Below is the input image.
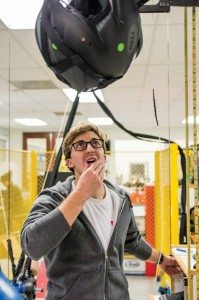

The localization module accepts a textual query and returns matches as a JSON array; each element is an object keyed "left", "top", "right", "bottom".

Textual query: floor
[{"left": 127, "top": 275, "right": 158, "bottom": 299}]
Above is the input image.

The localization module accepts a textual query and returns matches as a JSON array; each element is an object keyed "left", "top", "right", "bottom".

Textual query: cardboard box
[{"left": 123, "top": 255, "right": 146, "bottom": 275}]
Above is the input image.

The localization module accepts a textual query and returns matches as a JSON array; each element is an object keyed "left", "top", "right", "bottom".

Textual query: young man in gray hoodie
[{"left": 21, "top": 122, "right": 180, "bottom": 300}]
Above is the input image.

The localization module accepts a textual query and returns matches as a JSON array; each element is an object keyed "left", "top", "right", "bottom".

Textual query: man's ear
[
  {"left": 66, "top": 158, "right": 73, "bottom": 168},
  {"left": 104, "top": 155, "right": 107, "bottom": 162}
]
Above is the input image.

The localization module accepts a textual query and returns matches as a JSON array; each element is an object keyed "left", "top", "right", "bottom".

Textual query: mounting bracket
[{"left": 138, "top": 0, "right": 199, "bottom": 13}]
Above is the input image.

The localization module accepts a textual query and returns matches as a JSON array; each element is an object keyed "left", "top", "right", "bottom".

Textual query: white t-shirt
[{"left": 72, "top": 181, "right": 121, "bottom": 251}]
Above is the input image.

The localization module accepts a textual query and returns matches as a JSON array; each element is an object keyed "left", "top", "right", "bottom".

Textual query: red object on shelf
[
  {"left": 145, "top": 186, "right": 155, "bottom": 246},
  {"left": 145, "top": 185, "right": 156, "bottom": 276},
  {"left": 145, "top": 261, "right": 156, "bottom": 276},
  {"left": 129, "top": 192, "right": 145, "bottom": 204}
]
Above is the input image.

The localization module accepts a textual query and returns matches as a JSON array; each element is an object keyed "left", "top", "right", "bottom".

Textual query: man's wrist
[
  {"left": 157, "top": 252, "right": 164, "bottom": 265},
  {"left": 73, "top": 188, "right": 89, "bottom": 204}
]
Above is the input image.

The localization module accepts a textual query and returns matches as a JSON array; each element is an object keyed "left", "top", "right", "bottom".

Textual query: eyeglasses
[{"left": 71, "top": 139, "right": 104, "bottom": 151}]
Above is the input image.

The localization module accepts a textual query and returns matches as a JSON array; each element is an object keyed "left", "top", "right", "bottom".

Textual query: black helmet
[{"left": 35, "top": 0, "right": 142, "bottom": 92}]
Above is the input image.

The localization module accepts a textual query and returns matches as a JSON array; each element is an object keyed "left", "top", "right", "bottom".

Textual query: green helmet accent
[
  {"left": 117, "top": 43, "right": 125, "bottom": 52},
  {"left": 51, "top": 43, "right": 58, "bottom": 50}
]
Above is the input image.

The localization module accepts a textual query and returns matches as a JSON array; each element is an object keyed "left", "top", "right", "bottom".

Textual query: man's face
[{"left": 66, "top": 131, "right": 106, "bottom": 180}]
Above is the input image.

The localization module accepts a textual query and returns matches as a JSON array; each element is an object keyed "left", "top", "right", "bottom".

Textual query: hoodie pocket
[
  {"left": 107, "top": 269, "right": 129, "bottom": 300},
  {"left": 60, "top": 270, "right": 104, "bottom": 300}
]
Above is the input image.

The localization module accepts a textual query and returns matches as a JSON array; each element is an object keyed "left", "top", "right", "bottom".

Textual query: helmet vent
[{"left": 70, "top": 0, "right": 102, "bottom": 17}]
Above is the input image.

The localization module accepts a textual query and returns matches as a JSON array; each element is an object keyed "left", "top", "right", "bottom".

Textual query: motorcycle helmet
[{"left": 35, "top": 0, "right": 143, "bottom": 92}]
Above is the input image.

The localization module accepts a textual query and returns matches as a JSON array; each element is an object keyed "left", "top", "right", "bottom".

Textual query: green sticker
[
  {"left": 51, "top": 43, "right": 58, "bottom": 50},
  {"left": 117, "top": 42, "right": 125, "bottom": 52}
]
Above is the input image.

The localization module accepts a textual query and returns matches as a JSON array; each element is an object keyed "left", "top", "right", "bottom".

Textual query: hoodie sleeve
[
  {"left": 124, "top": 205, "right": 152, "bottom": 260},
  {"left": 20, "top": 187, "right": 71, "bottom": 260}
]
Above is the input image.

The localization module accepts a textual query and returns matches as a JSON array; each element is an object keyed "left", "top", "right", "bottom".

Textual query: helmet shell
[{"left": 35, "top": 0, "right": 142, "bottom": 91}]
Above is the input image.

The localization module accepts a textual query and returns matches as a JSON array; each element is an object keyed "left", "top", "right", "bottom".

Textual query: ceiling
[{"left": 0, "top": 4, "right": 198, "bottom": 134}]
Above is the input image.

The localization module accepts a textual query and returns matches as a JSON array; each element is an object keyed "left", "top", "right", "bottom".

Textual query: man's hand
[
  {"left": 159, "top": 255, "right": 183, "bottom": 278},
  {"left": 59, "top": 159, "right": 106, "bottom": 226},
  {"left": 75, "top": 160, "right": 105, "bottom": 200}
]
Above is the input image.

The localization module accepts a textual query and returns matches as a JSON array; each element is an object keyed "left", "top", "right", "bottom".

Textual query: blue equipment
[{"left": 0, "top": 267, "right": 22, "bottom": 300}]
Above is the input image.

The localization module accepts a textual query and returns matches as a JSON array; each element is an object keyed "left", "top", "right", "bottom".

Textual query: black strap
[
  {"left": 44, "top": 93, "right": 80, "bottom": 188},
  {"left": 41, "top": 6, "right": 75, "bottom": 61},
  {"left": 13, "top": 251, "right": 25, "bottom": 283},
  {"left": 7, "top": 239, "right": 16, "bottom": 278}
]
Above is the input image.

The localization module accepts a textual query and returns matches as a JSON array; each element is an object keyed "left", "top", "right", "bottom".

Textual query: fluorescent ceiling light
[
  {"left": 87, "top": 118, "right": 113, "bottom": 126},
  {"left": 0, "top": 0, "right": 43, "bottom": 29},
  {"left": 63, "top": 88, "right": 104, "bottom": 103},
  {"left": 15, "top": 118, "right": 47, "bottom": 127},
  {"left": 182, "top": 116, "right": 199, "bottom": 124}
]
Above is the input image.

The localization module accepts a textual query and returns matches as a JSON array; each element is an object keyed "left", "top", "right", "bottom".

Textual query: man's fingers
[
  {"left": 89, "top": 161, "right": 104, "bottom": 172},
  {"left": 82, "top": 161, "right": 105, "bottom": 181},
  {"left": 98, "top": 164, "right": 105, "bottom": 179},
  {"left": 83, "top": 160, "right": 99, "bottom": 172},
  {"left": 94, "top": 162, "right": 105, "bottom": 177}
]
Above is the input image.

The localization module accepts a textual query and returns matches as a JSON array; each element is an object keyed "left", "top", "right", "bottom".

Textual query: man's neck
[
  {"left": 92, "top": 185, "right": 106, "bottom": 200},
  {"left": 74, "top": 178, "right": 106, "bottom": 200}
]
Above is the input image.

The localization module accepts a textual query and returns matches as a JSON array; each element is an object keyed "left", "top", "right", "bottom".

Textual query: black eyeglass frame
[{"left": 71, "top": 139, "right": 104, "bottom": 151}]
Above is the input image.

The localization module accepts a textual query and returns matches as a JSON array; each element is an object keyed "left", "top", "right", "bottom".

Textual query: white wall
[
  {"left": 102, "top": 126, "right": 186, "bottom": 185},
  {"left": 114, "top": 140, "right": 166, "bottom": 184},
  {"left": 0, "top": 128, "right": 23, "bottom": 186},
  {"left": 0, "top": 127, "right": 23, "bottom": 150}
]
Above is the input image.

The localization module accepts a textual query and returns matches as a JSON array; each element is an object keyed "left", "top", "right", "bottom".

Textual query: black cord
[
  {"left": 153, "top": 89, "right": 159, "bottom": 126},
  {"left": 93, "top": 91, "right": 186, "bottom": 243},
  {"left": 93, "top": 91, "right": 171, "bottom": 144}
]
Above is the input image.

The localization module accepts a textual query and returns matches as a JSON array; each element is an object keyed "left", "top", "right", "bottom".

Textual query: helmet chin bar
[{"left": 49, "top": 53, "right": 120, "bottom": 92}]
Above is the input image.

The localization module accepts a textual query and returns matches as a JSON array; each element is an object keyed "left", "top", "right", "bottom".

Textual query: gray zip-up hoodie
[{"left": 21, "top": 176, "right": 152, "bottom": 300}]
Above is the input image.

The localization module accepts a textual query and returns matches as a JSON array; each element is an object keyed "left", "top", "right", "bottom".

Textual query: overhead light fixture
[
  {"left": 0, "top": 0, "right": 43, "bottom": 29},
  {"left": 87, "top": 118, "right": 113, "bottom": 126},
  {"left": 182, "top": 116, "right": 199, "bottom": 124},
  {"left": 63, "top": 88, "right": 104, "bottom": 103},
  {"left": 15, "top": 118, "right": 47, "bottom": 126}
]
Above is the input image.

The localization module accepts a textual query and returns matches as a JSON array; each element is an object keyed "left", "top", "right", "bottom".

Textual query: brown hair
[{"left": 62, "top": 122, "right": 108, "bottom": 162}]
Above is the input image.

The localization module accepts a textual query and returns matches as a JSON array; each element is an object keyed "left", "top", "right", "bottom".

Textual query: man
[
  {"left": 0, "top": 171, "right": 25, "bottom": 234},
  {"left": 21, "top": 122, "right": 180, "bottom": 300},
  {"left": 0, "top": 171, "right": 24, "bottom": 209}
]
